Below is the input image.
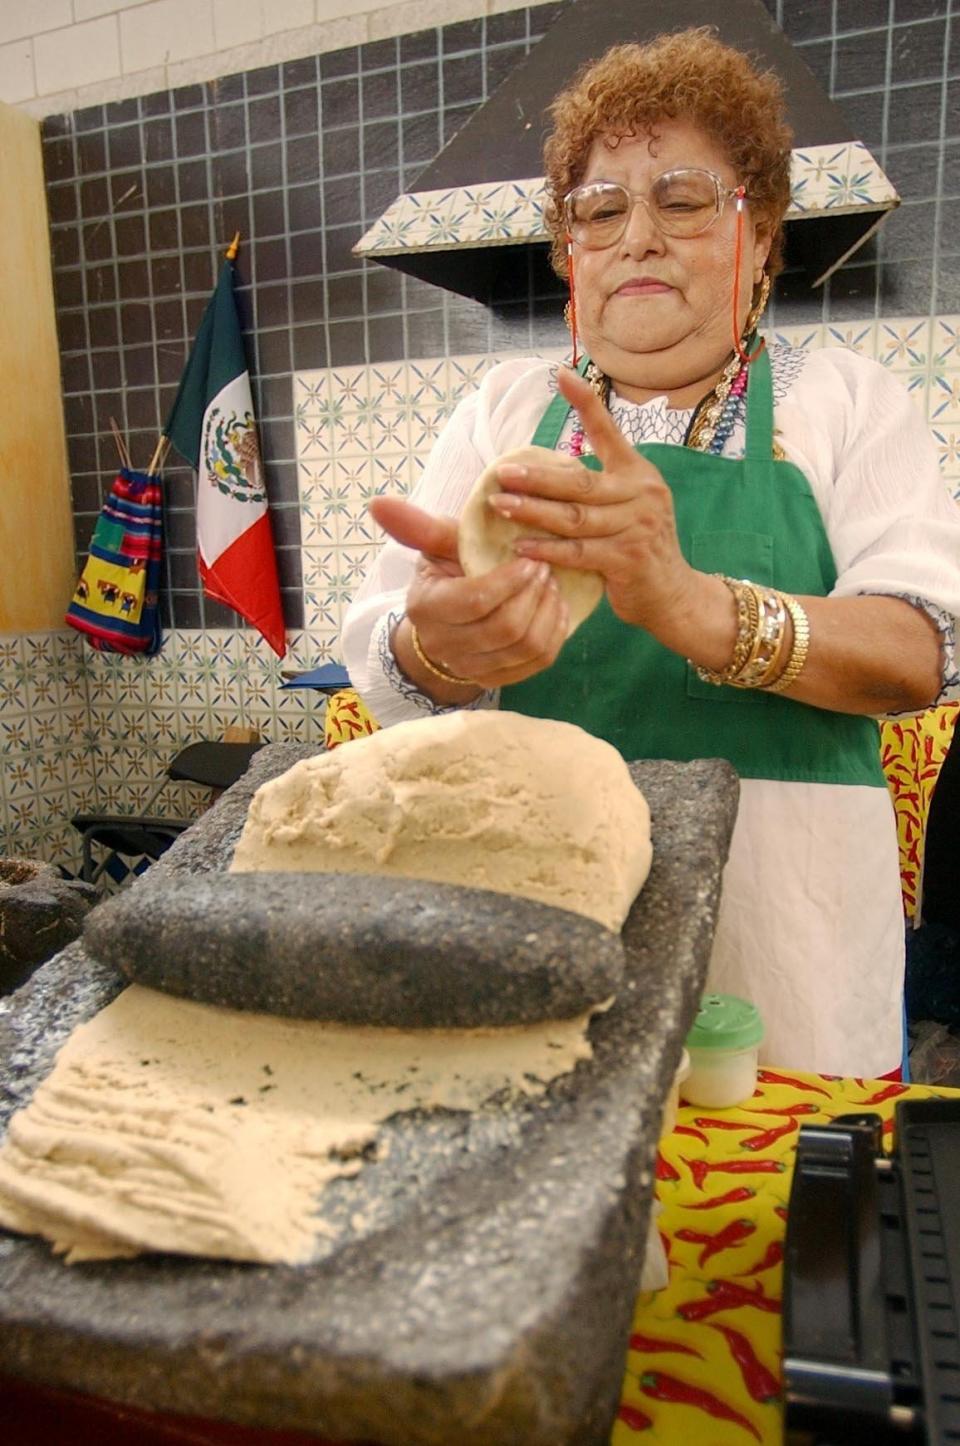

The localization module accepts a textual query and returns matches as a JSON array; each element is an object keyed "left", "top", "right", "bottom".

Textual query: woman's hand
[
  {"left": 488, "top": 367, "right": 699, "bottom": 635},
  {"left": 369, "top": 495, "right": 569, "bottom": 699}
]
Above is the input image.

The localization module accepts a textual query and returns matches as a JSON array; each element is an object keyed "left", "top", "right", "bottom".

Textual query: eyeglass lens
[{"left": 567, "top": 169, "right": 724, "bottom": 246}]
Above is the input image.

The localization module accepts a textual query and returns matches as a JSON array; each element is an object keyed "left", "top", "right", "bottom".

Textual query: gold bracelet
[
  {"left": 762, "top": 593, "right": 810, "bottom": 693},
  {"left": 732, "top": 586, "right": 788, "bottom": 689},
  {"left": 409, "top": 623, "right": 477, "bottom": 689},
  {"left": 694, "top": 576, "right": 760, "bottom": 685}
]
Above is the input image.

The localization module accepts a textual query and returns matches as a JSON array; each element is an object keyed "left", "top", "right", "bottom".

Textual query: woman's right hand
[{"left": 370, "top": 496, "right": 569, "bottom": 700}]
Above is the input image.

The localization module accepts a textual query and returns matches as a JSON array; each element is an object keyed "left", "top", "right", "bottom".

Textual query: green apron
[{"left": 501, "top": 348, "right": 884, "bottom": 788}]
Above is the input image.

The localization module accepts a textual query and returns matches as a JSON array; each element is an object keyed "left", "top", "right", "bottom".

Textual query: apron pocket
[{"left": 686, "top": 530, "right": 775, "bottom": 702}]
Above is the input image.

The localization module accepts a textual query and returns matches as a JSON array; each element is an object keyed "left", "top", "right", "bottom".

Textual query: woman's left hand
[{"left": 488, "top": 366, "right": 697, "bottom": 635}]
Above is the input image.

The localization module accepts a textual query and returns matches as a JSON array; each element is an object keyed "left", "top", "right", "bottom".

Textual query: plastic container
[{"left": 682, "top": 994, "right": 763, "bottom": 1108}]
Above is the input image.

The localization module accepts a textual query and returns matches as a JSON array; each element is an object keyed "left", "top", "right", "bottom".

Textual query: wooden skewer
[
  {"left": 109, "top": 416, "right": 131, "bottom": 470},
  {"left": 146, "top": 434, "right": 170, "bottom": 476}
]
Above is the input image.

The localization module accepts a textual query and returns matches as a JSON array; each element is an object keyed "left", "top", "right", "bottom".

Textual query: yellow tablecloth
[{"left": 614, "top": 1070, "right": 960, "bottom": 1443}]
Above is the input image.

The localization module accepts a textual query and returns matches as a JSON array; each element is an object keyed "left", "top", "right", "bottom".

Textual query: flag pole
[{"left": 226, "top": 231, "right": 240, "bottom": 260}]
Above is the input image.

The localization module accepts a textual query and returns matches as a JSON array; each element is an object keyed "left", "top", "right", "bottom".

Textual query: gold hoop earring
[
  {"left": 744, "top": 272, "right": 771, "bottom": 338},
  {"left": 563, "top": 300, "right": 573, "bottom": 332}
]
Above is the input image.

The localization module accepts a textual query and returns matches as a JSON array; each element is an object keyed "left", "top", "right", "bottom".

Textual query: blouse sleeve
[{"left": 813, "top": 349, "right": 960, "bottom": 707}]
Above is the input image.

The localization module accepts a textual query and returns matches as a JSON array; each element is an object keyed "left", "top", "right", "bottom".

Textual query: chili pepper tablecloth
[{"left": 614, "top": 1069, "right": 960, "bottom": 1445}]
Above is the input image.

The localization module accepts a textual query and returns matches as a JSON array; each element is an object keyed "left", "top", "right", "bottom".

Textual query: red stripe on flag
[{"left": 198, "top": 512, "right": 286, "bottom": 658}]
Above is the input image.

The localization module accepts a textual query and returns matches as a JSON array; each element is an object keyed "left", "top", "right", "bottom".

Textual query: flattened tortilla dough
[
  {"left": 0, "top": 985, "right": 597, "bottom": 1265},
  {"left": 458, "top": 445, "right": 604, "bottom": 637}
]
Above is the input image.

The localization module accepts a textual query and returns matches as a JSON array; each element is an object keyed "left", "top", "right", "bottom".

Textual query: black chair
[{"left": 71, "top": 741, "right": 263, "bottom": 885}]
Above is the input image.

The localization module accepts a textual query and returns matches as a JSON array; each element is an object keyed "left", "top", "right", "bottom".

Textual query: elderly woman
[{"left": 341, "top": 30, "right": 960, "bottom": 1078}]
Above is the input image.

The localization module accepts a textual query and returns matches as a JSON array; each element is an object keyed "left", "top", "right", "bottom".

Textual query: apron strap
[
  {"left": 531, "top": 355, "right": 591, "bottom": 450},
  {"left": 743, "top": 344, "right": 775, "bottom": 462}
]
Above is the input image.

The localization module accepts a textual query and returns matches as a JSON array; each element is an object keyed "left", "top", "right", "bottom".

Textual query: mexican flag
[{"left": 164, "top": 251, "right": 286, "bottom": 657}]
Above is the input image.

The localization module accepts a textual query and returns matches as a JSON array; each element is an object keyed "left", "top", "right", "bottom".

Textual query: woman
[{"left": 341, "top": 31, "right": 960, "bottom": 1078}]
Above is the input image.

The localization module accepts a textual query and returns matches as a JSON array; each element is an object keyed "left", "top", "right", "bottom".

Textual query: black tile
[
  {"left": 362, "top": 121, "right": 399, "bottom": 170},
  {"left": 165, "top": 509, "right": 196, "bottom": 549},
  {"left": 246, "top": 63, "right": 280, "bottom": 97},
  {"left": 251, "top": 141, "right": 283, "bottom": 190},
  {"left": 362, "top": 69, "right": 399, "bottom": 121},
  {"left": 826, "top": 261, "right": 880, "bottom": 319},
  {"left": 442, "top": 103, "right": 480, "bottom": 147},
  {"left": 232, "top": 277, "right": 254, "bottom": 333},
  {"left": 82, "top": 220, "right": 113, "bottom": 263},
  {"left": 364, "top": 168, "right": 401, "bottom": 216},
  {"left": 126, "top": 387, "right": 159, "bottom": 429},
  {"left": 171, "top": 593, "right": 203, "bottom": 627},
  {"left": 85, "top": 262, "right": 116, "bottom": 305},
  {"left": 151, "top": 253, "right": 182, "bottom": 295},
  {"left": 528, "top": 2, "right": 564, "bottom": 35},
  {"left": 323, "top": 225, "right": 360, "bottom": 274},
  {"left": 934, "top": 256, "right": 960, "bottom": 311},
  {"left": 835, "top": 0, "right": 890, "bottom": 29},
  {"left": 793, "top": 38, "right": 833, "bottom": 92},
  {"left": 249, "top": 93, "right": 282, "bottom": 145},
  {"left": 938, "top": 197, "right": 960, "bottom": 252},
  {"left": 180, "top": 202, "right": 211, "bottom": 249},
  {"left": 42, "top": 113, "right": 71, "bottom": 139},
  {"left": 42, "top": 137, "right": 76, "bottom": 184},
  {"left": 146, "top": 164, "right": 177, "bottom": 207},
  {"left": 327, "top": 319, "right": 366, "bottom": 365},
  {"left": 154, "top": 298, "right": 182, "bottom": 341},
  {"left": 57, "top": 309, "right": 88, "bottom": 353},
  {"left": 109, "top": 168, "right": 145, "bottom": 208},
  {"left": 400, "top": 28, "right": 437, "bottom": 64},
  {"left": 115, "top": 214, "right": 146, "bottom": 257},
  {"left": 322, "top": 126, "right": 360, "bottom": 175},
  {"left": 141, "top": 90, "right": 172, "bottom": 117},
  {"left": 833, "top": 29, "right": 888, "bottom": 93},
  {"left": 161, "top": 471, "right": 196, "bottom": 511},
  {"left": 253, "top": 236, "right": 288, "bottom": 284},
  {"left": 264, "top": 490, "right": 299, "bottom": 535},
  {"left": 254, "top": 280, "right": 289, "bottom": 329},
  {"left": 362, "top": 37, "right": 398, "bottom": 71},
  {"left": 121, "top": 302, "right": 153, "bottom": 346},
  {"left": 88, "top": 305, "right": 120, "bottom": 349},
  {"left": 106, "top": 97, "right": 139, "bottom": 126},
  {"left": 779, "top": 0, "right": 834, "bottom": 41},
  {"left": 950, "top": 19, "right": 960, "bottom": 77},
  {"left": 70, "top": 472, "right": 101, "bottom": 511},
  {"left": 288, "top": 183, "right": 323, "bottom": 233},
  {"left": 406, "top": 308, "right": 445, "bottom": 356},
  {"left": 487, "top": 10, "right": 526, "bottom": 45},
  {"left": 894, "top": 0, "right": 946, "bottom": 19},
  {"left": 879, "top": 255, "right": 934, "bottom": 310},
  {"left": 91, "top": 349, "right": 122, "bottom": 390},
  {"left": 285, "top": 86, "right": 319, "bottom": 138},
  {"left": 287, "top": 134, "right": 320, "bottom": 185},
  {"left": 79, "top": 175, "right": 109, "bottom": 216},
  {"left": 75, "top": 104, "right": 104, "bottom": 132},
  {"left": 442, "top": 17, "right": 482, "bottom": 52},
  {"left": 770, "top": 267, "right": 826, "bottom": 324},
  {"left": 173, "top": 83, "right": 204, "bottom": 111},
  {"left": 183, "top": 251, "right": 214, "bottom": 293},
  {"left": 403, "top": 273, "right": 444, "bottom": 310},
  {"left": 64, "top": 393, "right": 95, "bottom": 435},
  {"left": 275, "top": 550, "right": 303, "bottom": 593},
  {"left": 402, "top": 111, "right": 441, "bottom": 164},
  {"left": 280, "top": 589, "right": 304, "bottom": 631},
  {"left": 144, "top": 116, "right": 173, "bottom": 162},
  {"left": 75, "top": 516, "right": 97, "bottom": 554},
  {"left": 61, "top": 352, "right": 91, "bottom": 394},
  {"left": 944, "top": 141, "right": 960, "bottom": 194},
  {"left": 400, "top": 59, "right": 439, "bottom": 113},
  {"left": 325, "top": 272, "right": 364, "bottom": 318},
  {"left": 108, "top": 124, "right": 144, "bottom": 170},
  {"left": 256, "top": 328, "right": 292, "bottom": 374},
  {"left": 76, "top": 130, "right": 107, "bottom": 174},
  {"left": 291, "top": 324, "right": 328, "bottom": 370},
  {"left": 178, "top": 158, "right": 209, "bottom": 202},
  {"left": 168, "top": 550, "right": 200, "bottom": 590},
  {"left": 207, "top": 70, "right": 244, "bottom": 104},
  {"left": 887, "top": 80, "right": 943, "bottom": 144},
  {"left": 444, "top": 53, "right": 483, "bottom": 106},
  {"left": 253, "top": 188, "right": 287, "bottom": 237},
  {"left": 209, "top": 102, "right": 247, "bottom": 150},
  {"left": 290, "top": 230, "right": 323, "bottom": 277},
  {"left": 213, "top": 149, "right": 250, "bottom": 197},
  {"left": 835, "top": 88, "right": 884, "bottom": 146},
  {"left": 283, "top": 55, "right": 317, "bottom": 88},
  {"left": 892, "top": 19, "right": 947, "bottom": 84},
  {"left": 486, "top": 43, "right": 527, "bottom": 95},
  {"left": 320, "top": 46, "right": 358, "bottom": 80},
  {"left": 118, "top": 258, "right": 149, "bottom": 299},
  {"left": 322, "top": 75, "right": 360, "bottom": 125},
  {"left": 367, "top": 313, "right": 405, "bottom": 361},
  {"left": 884, "top": 145, "right": 942, "bottom": 201},
  {"left": 176, "top": 110, "right": 208, "bottom": 158},
  {"left": 286, "top": 278, "right": 324, "bottom": 327},
  {"left": 158, "top": 340, "right": 187, "bottom": 384}
]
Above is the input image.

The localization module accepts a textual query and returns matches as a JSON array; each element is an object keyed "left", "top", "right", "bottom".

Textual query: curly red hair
[{"left": 543, "top": 29, "right": 793, "bottom": 279}]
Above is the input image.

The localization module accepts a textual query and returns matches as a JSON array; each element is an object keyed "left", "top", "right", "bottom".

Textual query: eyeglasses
[{"left": 564, "top": 168, "right": 743, "bottom": 248}]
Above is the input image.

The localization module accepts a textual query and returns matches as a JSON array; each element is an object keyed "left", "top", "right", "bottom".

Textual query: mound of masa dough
[{"left": 230, "top": 711, "right": 652, "bottom": 933}]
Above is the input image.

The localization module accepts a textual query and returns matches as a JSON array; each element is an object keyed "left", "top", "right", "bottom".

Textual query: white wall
[{"left": 1, "top": 0, "right": 556, "bottom": 117}]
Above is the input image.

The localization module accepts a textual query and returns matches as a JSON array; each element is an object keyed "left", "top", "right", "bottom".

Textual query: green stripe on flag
[{"left": 164, "top": 259, "right": 249, "bottom": 469}]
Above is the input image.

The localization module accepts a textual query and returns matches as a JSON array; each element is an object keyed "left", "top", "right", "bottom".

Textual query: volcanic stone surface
[
  {"left": 0, "top": 743, "right": 739, "bottom": 1446},
  {"left": 0, "top": 859, "right": 96, "bottom": 996},
  {"left": 85, "top": 871, "right": 628, "bottom": 1027}
]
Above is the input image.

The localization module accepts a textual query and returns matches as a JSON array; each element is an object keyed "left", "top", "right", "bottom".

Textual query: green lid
[{"left": 685, "top": 994, "right": 763, "bottom": 1051}]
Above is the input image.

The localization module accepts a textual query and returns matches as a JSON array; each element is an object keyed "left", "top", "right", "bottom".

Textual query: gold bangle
[
  {"left": 762, "top": 593, "right": 810, "bottom": 693},
  {"left": 409, "top": 623, "right": 477, "bottom": 689},
  {"left": 732, "top": 586, "right": 787, "bottom": 689},
  {"left": 694, "top": 576, "right": 760, "bottom": 685}
]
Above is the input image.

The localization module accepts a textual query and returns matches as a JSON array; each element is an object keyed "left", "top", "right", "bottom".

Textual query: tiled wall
[{"left": 4, "top": 0, "right": 958, "bottom": 872}]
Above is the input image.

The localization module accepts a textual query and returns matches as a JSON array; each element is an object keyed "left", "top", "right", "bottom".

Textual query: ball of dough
[
  {"left": 458, "top": 445, "right": 604, "bottom": 638},
  {"left": 230, "top": 711, "right": 652, "bottom": 933}
]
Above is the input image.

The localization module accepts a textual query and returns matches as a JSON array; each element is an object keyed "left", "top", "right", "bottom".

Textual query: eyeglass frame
[{"left": 563, "top": 168, "right": 746, "bottom": 248}]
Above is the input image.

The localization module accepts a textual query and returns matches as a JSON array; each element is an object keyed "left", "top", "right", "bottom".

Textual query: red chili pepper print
[
  {"left": 682, "top": 1185, "right": 756, "bottom": 1210},
  {"left": 740, "top": 1120, "right": 797, "bottom": 1151},
  {"left": 860, "top": 1082, "right": 909, "bottom": 1105},
  {"left": 678, "top": 1278, "right": 781, "bottom": 1321},
  {"left": 674, "top": 1217, "right": 756, "bottom": 1268},
  {"left": 638, "top": 1371, "right": 762, "bottom": 1441},
  {"left": 629, "top": 1331, "right": 703, "bottom": 1359},
  {"left": 682, "top": 1156, "right": 786, "bottom": 1191},
  {"left": 774, "top": 1205, "right": 789, "bottom": 1223},
  {"left": 692, "top": 1117, "right": 756, "bottom": 1131},
  {"left": 707, "top": 1322, "right": 781, "bottom": 1403},
  {"left": 757, "top": 1069, "right": 831, "bottom": 1097},
  {"left": 655, "top": 1151, "right": 680, "bottom": 1182},
  {"left": 746, "top": 1102, "right": 821, "bottom": 1118},
  {"left": 732, "top": 1240, "right": 784, "bottom": 1276},
  {"left": 617, "top": 1403, "right": 654, "bottom": 1432},
  {"left": 673, "top": 1124, "right": 710, "bottom": 1146}
]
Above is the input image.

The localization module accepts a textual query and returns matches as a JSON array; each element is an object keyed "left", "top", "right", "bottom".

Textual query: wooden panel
[{"left": 0, "top": 100, "right": 75, "bottom": 633}]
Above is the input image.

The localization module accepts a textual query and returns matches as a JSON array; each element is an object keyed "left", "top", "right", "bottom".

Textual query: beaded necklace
[{"left": 566, "top": 346, "right": 751, "bottom": 460}]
